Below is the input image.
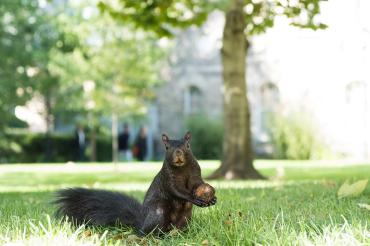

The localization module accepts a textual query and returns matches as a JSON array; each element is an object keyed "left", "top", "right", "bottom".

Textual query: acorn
[{"left": 193, "top": 183, "right": 215, "bottom": 203}]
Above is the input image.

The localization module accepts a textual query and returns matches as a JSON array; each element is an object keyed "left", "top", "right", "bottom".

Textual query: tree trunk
[
  {"left": 209, "top": 0, "right": 264, "bottom": 180},
  {"left": 44, "top": 90, "right": 53, "bottom": 162}
]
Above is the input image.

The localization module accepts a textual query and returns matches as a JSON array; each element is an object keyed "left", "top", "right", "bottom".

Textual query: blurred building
[{"left": 151, "top": 11, "right": 277, "bottom": 158}]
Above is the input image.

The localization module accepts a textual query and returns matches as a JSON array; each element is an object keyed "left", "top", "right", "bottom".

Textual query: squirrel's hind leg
[
  {"left": 173, "top": 202, "right": 192, "bottom": 230},
  {"left": 139, "top": 206, "right": 167, "bottom": 235}
]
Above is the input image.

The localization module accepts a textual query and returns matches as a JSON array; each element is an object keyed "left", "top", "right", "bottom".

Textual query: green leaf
[
  {"left": 337, "top": 179, "right": 368, "bottom": 199},
  {"left": 358, "top": 203, "right": 370, "bottom": 210}
]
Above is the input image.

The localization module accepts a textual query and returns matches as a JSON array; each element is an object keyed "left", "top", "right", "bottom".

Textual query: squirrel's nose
[{"left": 175, "top": 149, "right": 183, "bottom": 156}]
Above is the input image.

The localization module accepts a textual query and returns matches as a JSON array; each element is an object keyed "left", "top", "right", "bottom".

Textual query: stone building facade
[{"left": 149, "top": 11, "right": 278, "bottom": 158}]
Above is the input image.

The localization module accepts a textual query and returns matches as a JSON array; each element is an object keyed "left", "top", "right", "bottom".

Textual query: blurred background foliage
[
  {"left": 1, "top": 130, "right": 112, "bottom": 163},
  {"left": 0, "top": 0, "right": 357, "bottom": 165},
  {"left": 0, "top": 0, "right": 168, "bottom": 161},
  {"left": 186, "top": 116, "right": 223, "bottom": 160},
  {"left": 268, "top": 111, "right": 331, "bottom": 160},
  {"left": 1, "top": 111, "right": 331, "bottom": 162}
]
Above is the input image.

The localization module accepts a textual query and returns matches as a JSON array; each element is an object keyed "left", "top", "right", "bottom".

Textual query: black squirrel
[{"left": 54, "top": 132, "right": 217, "bottom": 235}]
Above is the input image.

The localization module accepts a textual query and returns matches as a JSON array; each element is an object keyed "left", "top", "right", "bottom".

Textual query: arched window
[
  {"left": 259, "top": 82, "right": 280, "bottom": 131},
  {"left": 344, "top": 81, "right": 370, "bottom": 159},
  {"left": 345, "top": 81, "right": 368, "bottom": 124},
  {"left": 260, "top": 82, "right": 279, "bottom": 109},
  {"left": 184, "top": 86, "right": 203, "bottom": 115},
  {"left": 345, "top": 81, "right": 365, "bottom": 105}
]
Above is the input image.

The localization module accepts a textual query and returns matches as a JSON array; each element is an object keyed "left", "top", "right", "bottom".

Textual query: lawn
[{"left": 0, "top": 161, "right": 369, "bottom": 245}]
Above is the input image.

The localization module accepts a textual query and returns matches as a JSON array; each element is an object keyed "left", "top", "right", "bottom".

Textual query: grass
[{"left": 0, "top": 160, "right": 369, "bottom": 245}]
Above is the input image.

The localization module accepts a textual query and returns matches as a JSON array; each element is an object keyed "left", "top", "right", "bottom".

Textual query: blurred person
[
  {"left": 118, "top": 123, "right": 132, "bottom": 161},
  {"left": 74, "top": 124, "right": 86, "bottom": 161},
  {"left": 134, "top": 126, "right": 148, "bottom": 161}
]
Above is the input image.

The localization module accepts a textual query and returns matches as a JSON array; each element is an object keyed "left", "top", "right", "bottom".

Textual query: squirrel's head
[{"left": 162, "top": 131, "right": 193, "bottom": 167}]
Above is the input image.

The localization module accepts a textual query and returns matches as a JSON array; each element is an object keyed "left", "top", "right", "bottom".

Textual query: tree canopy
[
  {"left": 99, "top": 0, "right": 326, "bottom": 37},
  {"left": 0, "top": 0, "right": 167, "bottom": 129},
  {"left": 0, "top": 0, "right": 168, "bottom": 160}
]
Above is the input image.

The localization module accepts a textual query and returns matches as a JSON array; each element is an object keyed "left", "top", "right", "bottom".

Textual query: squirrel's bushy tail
[{"left": 54, "top": 188, "right": 143, "bottom": 229}]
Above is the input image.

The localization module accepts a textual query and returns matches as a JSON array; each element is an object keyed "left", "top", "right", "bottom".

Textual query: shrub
[
  {"left": 1, "top": 130, "right": 112, "bottom": 163},
  {"left": 185, "top": 115, "right": 223, "bottom": 160},
  {"left": 268, "top": 111, "right": 331, "bottom": 160}
]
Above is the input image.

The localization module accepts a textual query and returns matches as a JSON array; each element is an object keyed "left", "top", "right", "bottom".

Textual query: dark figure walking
[
  {"left": 74, "top": 125, "right": 86, "bottom": 161},
  {"left": 134, "top": 126, "right": 147, "bottom": 161},
  {"left": 118, "top": 123, "right": 131, "bottom": 161}
]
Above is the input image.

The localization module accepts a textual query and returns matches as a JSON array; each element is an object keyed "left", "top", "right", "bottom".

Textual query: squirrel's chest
[
  {"left": 171, "top": 168, "right": 192, "bottom": 189},
  {"left": 173, "top": 176, "right": 191, "bottom": 189},
  {"left": 167, "top": 200, "right": 193, "bottom": 230}
]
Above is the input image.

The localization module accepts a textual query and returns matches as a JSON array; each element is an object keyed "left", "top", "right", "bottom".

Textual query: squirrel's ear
[
  {"left": 162, "top": 134, "right": 170, "bottom": 147},
  {"left": 184, "top": 131, "right": 191, "bottom": 142}
]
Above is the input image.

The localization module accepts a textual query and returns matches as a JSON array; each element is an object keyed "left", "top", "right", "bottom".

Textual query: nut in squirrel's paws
[{"left": 193, "top": 183, "right": 216, "bottom": 205}]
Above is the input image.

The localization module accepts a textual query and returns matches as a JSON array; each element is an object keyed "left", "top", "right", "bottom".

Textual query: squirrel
[{"left": 54, "top": 132, "right": 217, "bottom": 235}]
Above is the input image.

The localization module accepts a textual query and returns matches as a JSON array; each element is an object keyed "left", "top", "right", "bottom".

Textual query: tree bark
[
  {"left": 209, "top": 0, "right": 264, "bottom": 180},
  {"left": 44, "top": 89, "right": 53, "bottom": 162}
]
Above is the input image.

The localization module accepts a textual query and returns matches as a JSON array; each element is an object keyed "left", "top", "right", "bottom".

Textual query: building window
[
  {"left": 260, "top": 82, "right": 280, "bottom": 131},
  {"left": 184, "top": 86, "right": 203, "bottom": 115},
  {"left": 345, "top": 81, "right": 366, "bottom": 105},
  {"left": 345, "top": 81, "right": 370, "bottom": 159},
  {"left": 260, "top": 82, "right": 279, "bottom": 109}
]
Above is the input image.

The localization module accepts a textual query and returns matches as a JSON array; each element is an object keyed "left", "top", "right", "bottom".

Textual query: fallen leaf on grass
[
  {"left": 168, "top": 228, "right": 180, "bottom": 236},
  {"left": 112, "top": 234, "right": 126, "bottom": 241},
  {"left": 358, "top": 203, "right": 370, "bottom": 210},
  {"left": 201, "top": 239, "right": 209, "bottom": 246},
  {"left": 83, "top": 230, "right": 92, "bottom": 237},
  {"left": 246, "top": 196, "right": 256, "bottom": 202},
  {"left": 224, "top": 219, "right": 233, "bottom": 226},
  {"left": 152, "top": 238, "right": 161, "bottom": 244},
  {"left": 323, "top": 180, "right": 336, "bottom": 188},
  {"left": 125, "top": 234, "right": 149, "bottom": 246},
  {"left": 127, "top": 234, "right": 141, "bottom": 242},
  {"left": 237, "top": 211, "right": 243, "bottom": 217},
  {"left": 337, "top": 179, "right": 368, "bottom": 199}
]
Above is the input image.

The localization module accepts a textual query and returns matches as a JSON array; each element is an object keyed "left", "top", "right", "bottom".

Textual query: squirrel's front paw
[
  {"left": 191, "top": 194, "right": 217, "bottom": 208},
  {"left": 202, "top": 196, "right": 217, "bottom": 207},
  {"left": 192, "top": 197, "right": 209, "bottom": 207},
  {"left": 209, "top": 196, "right": 217, "bottom": 206}
]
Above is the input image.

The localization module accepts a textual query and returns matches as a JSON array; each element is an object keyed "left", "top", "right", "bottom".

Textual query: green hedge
[
  {"left": 185, "top": 115, "right": 272, "bottom": 160},
  {"left": 186, "top": 116, "right": 223, "bottom": 160},
  {"left": 268, "top": 112, "right": 331, "bottom": 160},
  {"left": 0, "top": 131, "right": 112, "bottom": 163}
]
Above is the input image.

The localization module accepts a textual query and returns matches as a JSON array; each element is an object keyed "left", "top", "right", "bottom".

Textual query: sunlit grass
[{"left": 0, "top": 161, "right": 369, "bottom": 245}]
